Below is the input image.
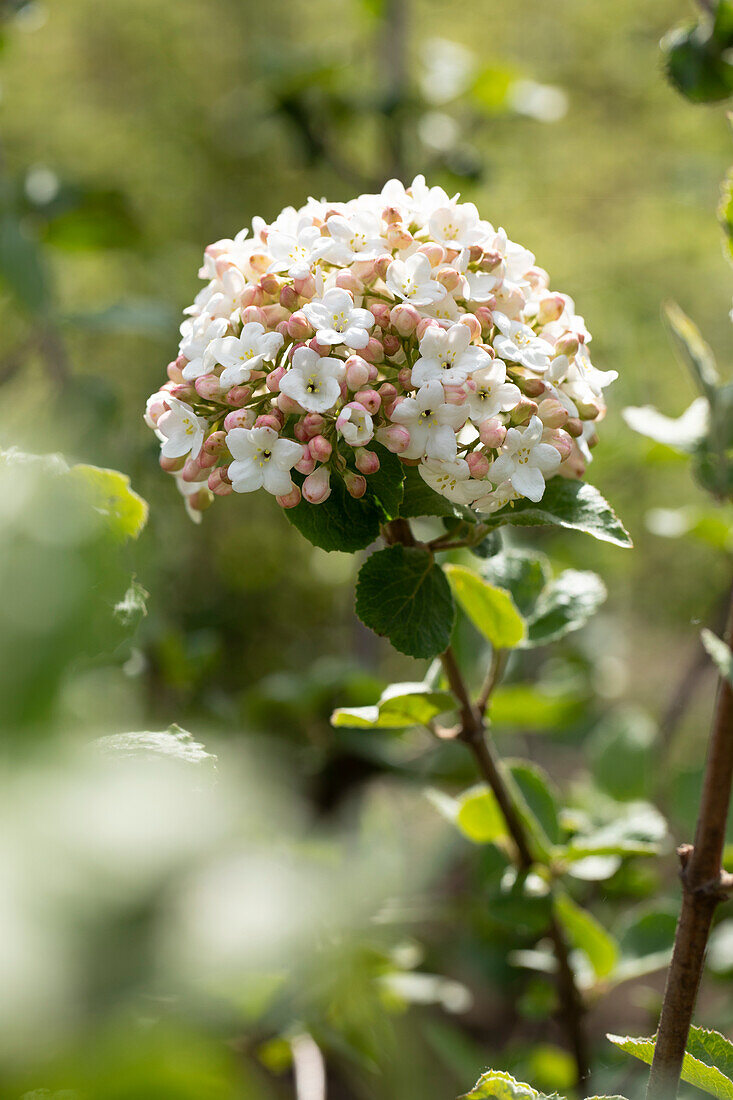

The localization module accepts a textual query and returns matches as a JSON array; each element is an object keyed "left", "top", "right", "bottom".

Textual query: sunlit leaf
[
  {"left": 70, "top": 464, "right": 148, "bottom": 540},
  {"left": 554, "top": 892, "right": 619, "bottom": 980},
  {"left": 609, "top": 1029, "right": 733, "bottom": 1099},
  {"left": 445, "top": 564, "right": 526, "bottom": 648},
  {"left": 331, "top": 681, "right": 455, "bottom": 729}
]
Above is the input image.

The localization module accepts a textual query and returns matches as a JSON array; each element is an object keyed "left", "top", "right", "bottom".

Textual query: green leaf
[
  {"left": 0, "top": 215, "right": 51, "bottom": 315},
  {"left": 399, "top": 463, "right": 475, "bottom": 522},
  {"left": 701, "top": 628, "right": 733, "bottom": 686},
  {"left": 286, "top": 444, "right": 404, "bottom": 552},
  {"left": 663, "top": 300, "right": 719, "bottom": 393},
  {"left": 462, "top": 1069, "right": 555, "bottom": 1099},
  {"left": 525, "top": 570, "right": 606, "bottom": 647},
  {"left": 609, "top": 1029, "right": 733, "bottom": 1099},
  {"left": 454, "top": 784, "right": 508, "bottom": 843},
  {"left": 445, "top": 564, "right": 526, "bottom": 648},
  {"left": 330, "top": 681, "right": 455, "bottom": 729},
  {"left": 587, "top": 708, "right": 657, "bottom": 801},
  {"left": 69, "top": 464, "right": 148, "bottom": 540},
  {"left": 482, "top": 549, "right": 551, "bottom": 617},
  {"left": 509, "top": 760, "right": 561, "bottom": 847},
  {"left": 554, "top": 892, "right": 619, "bottom": 980},
  {"left": 662, "top": 14, "right": 733, "bottom": 104},
  {"left": 719, "top": 167, "right": 733, "bottom": 264},
  {"left": 355, "top": 545, "right": 455, "bottom": 658},
  {"left": 114, "top": 577, "right": 149, "bottom": 629},
  {"left": 482, "top": 479, "right": 632, "bottom": 548}
]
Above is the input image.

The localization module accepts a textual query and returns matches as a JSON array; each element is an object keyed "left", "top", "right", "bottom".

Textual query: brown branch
[
  {"left": 381, "top": 517, "right": 592, "bottom": 1091},
  {"left": 646, "top": 583, "right": 733, "bottom": 1100}
]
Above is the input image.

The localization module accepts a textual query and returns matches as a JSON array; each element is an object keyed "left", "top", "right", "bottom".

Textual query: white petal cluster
[{"left": 144, "top": 176, "right": 613, "bottom": 518}]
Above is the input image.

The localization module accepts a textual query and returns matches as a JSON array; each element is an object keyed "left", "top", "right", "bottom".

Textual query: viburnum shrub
[
  {"left": 145, "top": 175, "right": 615, "bottom": 531},
  {"left": 144, "top": 177, "right": 649, "bottom": 1094}
]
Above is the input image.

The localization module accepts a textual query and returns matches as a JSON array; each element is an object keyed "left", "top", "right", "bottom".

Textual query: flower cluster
[{"left": 144, "top": 176, "right": 615, "bottom": 521}]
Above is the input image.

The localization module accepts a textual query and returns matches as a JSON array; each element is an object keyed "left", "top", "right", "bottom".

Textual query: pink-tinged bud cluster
[{"left": 145, "top": 176, "right": 614, "bottom": 518}]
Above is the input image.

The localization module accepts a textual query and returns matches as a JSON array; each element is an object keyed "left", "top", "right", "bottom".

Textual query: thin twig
[
  {"left": 381, "top": 517, "right": 592, "bottom": 1090},
  {"left": 646, "top": 583, "right": 733, "bottom": 1100}
]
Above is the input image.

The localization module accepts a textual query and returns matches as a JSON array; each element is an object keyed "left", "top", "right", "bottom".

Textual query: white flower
[
  {"left": 412, "top": 322, "right": 490, "bottom": 386},
  {"left": 316, "top": 211, "right": 387, "bottom": 264},
  {"left": 423, "top": 293, "right": 462, "bottom": 324},
  {"left": 186, "top": 267, "right": 247, "bottom": 321},
  {"left": 267, "top": 220, "right": 321, "bottom": 279},
  {"left": 303, "top": 289, "right": 375, "bottom": 351},
  {"left": 385, "top": 253, "right": 444, "bottom": 306},
  {"left": 205, "top": 323, "right": 284, "bottom": 389},
  {"left": 455, "top": 249, "right": 498, "bottom": 303},
  {"left": 336, "top": 403, "right": 374, "bottom": 447},
  {"left": 157, "top": 398, "right": 205, "bottom": 460},
  {"left": 279, "top": 346, "right": 343, "bottom": 413},
  {"left": 179, "top": 314, "right": 229, "bottom": 381},
  {"left": 492, "top": 313, "right": 553, "bottom": 372},
  {"left": 390, "top": 380, "right": 467, "bottom": 460},
  {"left": 472, "top": 480, "right": 522, "bottom": 514},
  {"left": 174, "top": 471, "right": 208, "bottom": 524},
  {"left": 428, "top": 202, "right": 488, "bottom": 249},
  {"left": 226, "top": 426, "right": 303, "bottom": 496},
  {"left": 489, "top": 415, "right": 561, "bottom": 502},
  {"left": 419, "top": 457, "right": 475, "bottom": 503},
  {"left": 464, "top": 360, "right": 521, "bottom": 421}
]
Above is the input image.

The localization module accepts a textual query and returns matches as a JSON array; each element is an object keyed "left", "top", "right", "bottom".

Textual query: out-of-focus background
[{"left": 0, "top": 1, "right": 731, "bottom": 1097}]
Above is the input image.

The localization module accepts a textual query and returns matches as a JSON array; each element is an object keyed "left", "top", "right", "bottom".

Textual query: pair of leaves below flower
[
  {"left": 461, "top": 1068, "right": 626, "bottom": 1099},
  {"left": 286, "top": 443, "right": 404, "bottom": 552},
  {"left": 610, "top": 1027, "right": 733, "bottom": 1099},
  {"left": 330, "top": 681, "right": 455, "bottom": 729}
]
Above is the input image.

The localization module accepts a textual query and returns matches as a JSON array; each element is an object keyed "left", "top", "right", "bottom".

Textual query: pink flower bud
[
  {"left": 174, "top": 354, "right": 188, "bottom": 371},
  {"left": 354, "top": 389, "right": 381, "bottom": 415},
  {"left": 474, "top": 306, "right": 494, "bottom": 335},
  {"left": 261, "top": 304, "right": 289, "bottom": 328},
  {"left": 278, "top": 393, "right": 304, "bottom": 415},
  {"left": 386, "top": 225, "right": 413, "bottom": 250},
  {"left": 225, "top": 385, "right": 253, "bottom": 407},
  {"left": 249, "top": 252, "right": 270, "bottom": 276},
  {"left": 255, "top": 413, "right": 284, "bottom": 432},
  {"left": 442, "top": 383, "right": 466, "bottom": 405},
  {"left": 309, "top": 434, "right": 333, "bottom": 463},
  {"left": 576, "top": 398, "right": 601, "bottom": 421},
  {"left": 417, "top": 242, "right": 445, "bottom": 267},
  {"left": 554, "top": 332, "right": 579, "bottom": 357},
  {"left": 240, "top": 284, "right": 264, "bottom": 308},
  {"left": 195, "top": 374, "right": 222, "bottom": 400},
  {"left": 369, "top": 301, "right": 392, "bottom": 329},
  {"left": 372, "top": 255, "right": 391, "bottom": 281},
  {"left": 537, "top": 398, "right": 569, "bottom": 429},
  {"left": 561, "top": 444, "right": 586, "bottom": 478},
  {"left": 198, "top": 449, "right": 217, "bottom": 469},
  {"left": 302, "top": 412, "right": 326, "bottom": 438},
  {"left": 514, "top": 372, "right": 547, "bottom": 399},
  {"left": 334, "top": 270, "right": 363, "bottom": 294},
  {"left": 509, "top": 399, "right": 538, "bottom": 426},
  {"left": 259, "top": 272, "right": 282, "bottom": 298},
  {"left": 526, "top": 266, "right": 550, "bottom": 292},
  {"left": 376, "top": 424, "right": 410, "bottom": 453},
  {"left": 266, "top": 365, "right": 286, "bottom": 393},
  {"left": 344, "top": 470, "right": 367, "bottom": 499},
  {"left": 478, "top": 418, "right": 507, "bottom": 449},
  {"left": 223, "top": 408, "right": 255, "bottom": 431},
  {"left": 159, "top": 454, "right": 186, "bottom": 473},
  {"left": 416, "top": 317, "right": 435, "bottom": 340},
  {"left": 390, "top": 303, "right": 420, "bottom": 336},
  {"left": 276, "top": 485, "right": 302, "bottom": 509},
  {"left": 208, "top": 467, "right": 233, "bottom": 495},
  {"left": 382, "top": 333, "right": 401, "bottom": 357},
  {"left": 293, "top": 272, "right": 316, "bottom": 299},
  {"left": 466, "top": 451, "right": 490, "bottom": 479},
  {"left": 361, "top": 337, "right": 385, "bottom": 364},
  {"left": 459, "top": 313, "right": 482, "bottom": 343},
  {"left": 382, "top": 205, "right": 402, "bottom": 225},
  {"left": 565, "top": 417, "right": 584, "bottom": 438},
  {"left": 344, "top": 355, "right": 371, "bottom": 391},
  {"left": 203, "top": 430, "right": 227, "bottom": 457},
  {"left": 436, "top": 266, "right": 461, "bottom": 292},
  {"left": 542, "top": 428, "right": 573, "bottom": 460},
  {"left": 538, "top": 294, "right": 565, "bottom": 325},
  {"left": 188, "top": 487, "right": 214, "bottom": 513},
  {"left": 295, "top": 450, "right": 316, "bottom": 475},
  {"left": 379, "top": 383, "right": 398, "bottom": 404},
  {"left": 181, "top": 457, "right": 204, "bottom": 483},
  {"left": 288, "top": 310, "right": 313, "bottom": 341},
  {"left": 308, "top": 337, "right": 331, "bottom": 356},
  {"left": 241, "top": 305, "right": 266, "bottom": 326},
  {"left": 398, "top": 367, "right": 413, "bottom": 390},
  {"left": 167, "top": 361, "right": 185, "bottom": 384},
  {"left": 168, "top": 383, "right": 196, "bottom": 402},
  {"left": 355, "top": 448, "right": 380, "bottom": 475},
  {"left": 280, "top": 284, "right": 299, "bottom": 311},
  {"left": 302, "top": 466, "right": 331, "bottom": 504}
]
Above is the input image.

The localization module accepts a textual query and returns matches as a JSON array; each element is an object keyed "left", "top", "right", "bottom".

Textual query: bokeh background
[{"left": 0, "top": 1, "right": 731, "bottom": 1097}]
